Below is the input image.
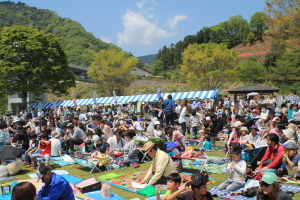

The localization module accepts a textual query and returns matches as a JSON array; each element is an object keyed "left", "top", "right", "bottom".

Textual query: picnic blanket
[
  {"left": 209, "top": 184, "right": 300, "bottom": 200},
  {"left": 28, "top": 169, "right": 69, "bottom": 178},
  {"left": 181, "top": 159, "right": 226, "bottom": 173},
  {"left": 101, "top": 171, "right": 214, "bottom": 195}
]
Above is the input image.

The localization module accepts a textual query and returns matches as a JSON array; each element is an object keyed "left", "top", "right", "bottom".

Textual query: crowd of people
[{"left": 1, "top": 91, "right": 300, "bottom": 200}]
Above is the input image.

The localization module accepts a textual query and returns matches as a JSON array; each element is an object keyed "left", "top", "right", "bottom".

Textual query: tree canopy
[
  {"left": 0, "top": 25, "right": 76, "bottom": 107},
  {"left": 87, "top": 50, "right": 138, "bottom": 96},
  {"left": 181, "top": 43, "right": 238, "bottom": 90},
  {"left": 0, "top": 1, "right": 122, "bottom": 66}
]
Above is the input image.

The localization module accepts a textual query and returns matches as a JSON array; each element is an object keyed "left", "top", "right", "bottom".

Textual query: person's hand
[
  {"left": 282, "top": 152, "right": 288, "bottom": 158},
  {"left": 278, "top": 168, "right": 283, "bottom": 172},
  {"left": 231, "top": 162, "right": 236, "bottom": 166},
  {"left": 256, "top": 167, "right": 261, "bottom": 171},
  {"left": 139, "top": 179, "right": 147, "bottom": 184},
  {"left": 183, "top": 181, "right": 191, "bottom": 190},
  {"left": 156, "top": 184, "right": 162, "bottom": 194},
  {"left": 261, "top": 167, "right": 268, "bottom": 172}
]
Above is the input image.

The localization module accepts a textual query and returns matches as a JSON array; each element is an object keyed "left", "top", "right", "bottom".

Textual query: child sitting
[
  {"left": 156, "top": 173, "right": 181, "bottom": 200},
  {"left": 202, "top": 135, "right": 212, "bottom": 150},
  {"left": 218, "top": 147, "right": 246, "bottom": 191},
  {"left": 97, "top": 145, "right": 111, "bottom": 170},
  {"left": 279, "top": 142, "right": 300, "bottom": 181},
  {"left": 199, "top": 122, "right": 211, "bottom": 137},
  {"left": 239, "top": 127, "right": 250, "bottom": 148}
]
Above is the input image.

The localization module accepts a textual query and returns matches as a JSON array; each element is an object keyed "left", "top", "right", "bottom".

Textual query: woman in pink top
[
  {"left": 227, "top": 127, "right": 240, "bottom": 148},
  {"left": 239, "top": 127, "right": 250, "bottom": 146},
  {"left": 165, "top": 127, "right": 186, "bottom": 151}
]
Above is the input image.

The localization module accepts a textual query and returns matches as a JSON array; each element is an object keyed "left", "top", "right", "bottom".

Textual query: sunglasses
[{"left": 259, "top": 181, "right": 271, "bottom": 187}]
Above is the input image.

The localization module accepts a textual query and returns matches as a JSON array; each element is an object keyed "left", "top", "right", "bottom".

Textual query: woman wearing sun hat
[{"left": 257, "top": 172, "right": 292, "bottom": 200}]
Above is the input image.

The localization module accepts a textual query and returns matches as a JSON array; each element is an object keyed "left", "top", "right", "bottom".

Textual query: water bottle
[{"left": 241, "top": 150, "right": 246, "bottom": 161}]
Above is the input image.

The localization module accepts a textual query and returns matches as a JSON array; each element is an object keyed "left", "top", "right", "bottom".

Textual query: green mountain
[
  {"left": 137, "top": 54, "right": 157, "bottom": 65},
  {"left": 0, "top": 1, "right": 122, "bottom": 66}
]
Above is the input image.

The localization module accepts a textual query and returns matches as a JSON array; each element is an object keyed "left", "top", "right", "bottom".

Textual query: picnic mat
[
  {"left": 62, "top": 174, "right": 83, "bottom": 185},
  {"left": 101, "top": 171, "right": 214, "bottom": 195},
  {"left": 181, "top": 159, "right": 226, "bottom": 173},
  {"left": 209, "top": 184, "right": 300, "bottom": 200},
  {"left": 84, "top": 190, "right": 124, "bottom": 200},
  {"left": 28, "top": 169, "right": 69, "bottom": 178}
]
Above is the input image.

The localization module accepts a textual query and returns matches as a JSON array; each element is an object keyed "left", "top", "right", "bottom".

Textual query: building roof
[{"left": 227, "top": 85, "right": 280, "bottom": 94}]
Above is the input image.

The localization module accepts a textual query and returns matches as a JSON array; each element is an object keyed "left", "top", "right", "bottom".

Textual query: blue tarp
[{"left": 28, "top": 89, "right": 219, "bottom": 109}]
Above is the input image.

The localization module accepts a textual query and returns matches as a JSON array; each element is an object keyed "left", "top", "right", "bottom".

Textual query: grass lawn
[{"left": 2, "top": 141, "right": 300, "bottom": 200}]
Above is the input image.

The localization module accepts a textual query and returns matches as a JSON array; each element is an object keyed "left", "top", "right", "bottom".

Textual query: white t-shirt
[
  {"left": 50, "top": 138, "right": 61, "bottom": 157},
  {"left": 133, "top": 121, "right": 143, "bottom": 131},
  {"left": 107, "top": 136, "right": 126, "bottom": 153}
]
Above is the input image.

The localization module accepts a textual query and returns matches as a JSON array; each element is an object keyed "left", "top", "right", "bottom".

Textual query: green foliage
[
  {"left": 137, "top": 54, "right": 157, "bottom": 65},
  {"left": 181, "top": 43, "right": 238, "bottom": 90},
  {"left": 0, "top": 25, "right": 76, "bottom": 107},
  {"left": 247, "top": 32, "right": 255, "bottom": 45},
  {"left": 250, "top": 12, "right": 268, "bottom": 41},
  {"left": 237, "top": 61, "right": 267, "bottom": 83},
  {"left": 0, "top": 1, "right": 121, "bottom": 66},
  {"left": 273, "top": 48, "right": 300, "bottom": 81},
  {"left": 87, "top": 50, "right": 138, "bottom": 96}
]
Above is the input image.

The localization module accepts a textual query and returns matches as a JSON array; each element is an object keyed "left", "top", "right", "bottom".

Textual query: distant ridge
[{"left": 137, "top": 54, "right": 157, "bottom": 65}]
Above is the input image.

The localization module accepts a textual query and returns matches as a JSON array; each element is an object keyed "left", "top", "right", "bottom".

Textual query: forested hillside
[
  {"left": 0, "top": 1, "right": 121, "bottom": 65},
  {"left": 137, "top": 54, "right": 157, "bottom": 65}
]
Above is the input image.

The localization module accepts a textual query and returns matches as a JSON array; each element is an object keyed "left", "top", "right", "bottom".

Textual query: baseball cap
[
  {"left": 261, "top": 172, "right": 278, "bottom": 184},
  {"left": 190, "top": 172, "right": 208, "bottom": 186},
  {"left": 283, "top": 142, "right": 299, "bottom": 150},
  {"left": 37, "top": 165, "right": 50, "bottom": 182}
]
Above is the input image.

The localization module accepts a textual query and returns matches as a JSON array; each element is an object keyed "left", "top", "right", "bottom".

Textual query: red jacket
[{"left": 259, "top": 144, "right": 285, "bottom": 169}]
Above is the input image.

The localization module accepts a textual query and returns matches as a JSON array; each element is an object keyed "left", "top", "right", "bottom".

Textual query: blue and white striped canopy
[{"left": 27, "top": 89, "right": 219, "bottom": 109}]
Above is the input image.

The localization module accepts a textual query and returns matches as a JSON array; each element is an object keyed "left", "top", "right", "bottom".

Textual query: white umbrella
[{"left": 247, "top": 92, "right": 259, "bottom": 96}]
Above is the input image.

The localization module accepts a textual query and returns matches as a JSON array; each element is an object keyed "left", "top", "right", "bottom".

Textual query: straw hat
[
  {"left": 240, "top": 126, "right": 249, "bottom": 133},
  {"left": 283, "top": 128, "right": 295, "bottom": 140},
  {"left": 143, "top": 142, "right": 155, "bottom": 154},
  {"left": 154, "top": 121, "right": 161, "bottom": 125},
  {"left": 288, "top": 123, "right": 297, "bottom": 130}
]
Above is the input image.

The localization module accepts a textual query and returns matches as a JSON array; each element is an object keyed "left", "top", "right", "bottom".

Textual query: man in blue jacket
[
  {"left": 160, "top": 95, "right": 176, "bottom": 126},
  {"left": 37, "top": 165, "right": 74, "bottom": 200}
]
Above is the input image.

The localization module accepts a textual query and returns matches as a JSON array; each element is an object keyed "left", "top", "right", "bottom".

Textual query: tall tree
[
  {"left": 237, "top": 61, "right": 267, "bottom": 83},
  {"left": 181, "top": 43, "right": 238, "bottom": 90},
  {"left": 0, "top": 25, "right": 76, "bottom": 108},
  {"left": 250, "top": 12, "right": 268, "bottom": 41},
  {"left": 87, "top": 50, "right": 138, "bottom": 96}
]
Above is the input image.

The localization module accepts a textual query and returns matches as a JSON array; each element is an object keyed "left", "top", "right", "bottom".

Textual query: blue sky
[{"left": 7, "top": 0, "right": 266, "bottom": 57}]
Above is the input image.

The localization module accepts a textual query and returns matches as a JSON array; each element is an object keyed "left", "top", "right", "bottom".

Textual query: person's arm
[
  {"left": 34, "top": 141, "right": 41, "bottom": 153},
  {"left": 70, "top": 129, "right": 78, "bottom": 139},
  {"left": 148, "top": 154, "right": 169, "bottom": 185},
  {"left": 282, "top": 152, "right": 295, "bottom": 167},
  {"left": 258, "top": 147, "right": 270, "bottom": 169},
  {"left": 167, "top": 181, "right": 191, "bottom": 200},
  {"left": 234, "top": 160, "right": 246, "bottom": 174},
  {"left": 38, "top": 179, "right": 70, "bottom": 200},
  {"left": 141, "top": 161, "right": 154, "bottom": 183},
  {"left": 266, "top": 146, "right": 285, "bottom": 169}
]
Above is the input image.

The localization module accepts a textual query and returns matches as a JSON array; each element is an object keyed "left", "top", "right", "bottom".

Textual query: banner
[
  {"left": 157, "top": 87, "right": 162, "bottom": 99},
  {"left": 92, "top": 91, "right": 97, "bottom": 104}
]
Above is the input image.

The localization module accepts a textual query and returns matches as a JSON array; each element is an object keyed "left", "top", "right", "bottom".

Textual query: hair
[
  {"left": 73, "top": 117, "right": 79, "bottom": 121},
  {"left": 66, "top": 124, "right": 74, "bottom": 129},
  {"left": 191, "top": 110, "right": 196, "bottom": 116},
  {"left": 258, "top": 182, "right": 281, "bottom": 200},
  {"left": 131, "top": 116, "right": 137, "bottom": 121},
  {"left": 124, "top": 130, "right": 135, "bottom": 139},
  {"left": 114, "top": 128, "right": 123, "bottom": 136},
  {"left": 158, "top": 97, "right": 163, "bottom": 100},
  {"left": 99, "top": 145, "right": 107, "bottom": 153},
  {"left": 40, "top": 133, "right": 48, "bottom": 140},
  {"left": 167, "top": 95, "right": 172, "bottom": 99},
  {"left": 267, "top": 133, "right": 280, "bottom": 144},
  {"left": 29, "top": 133, "right": 37, "bottom": 139},
  {"left": 166, "top": 173, "right": 182, "bottom": 184},
  {"left": 100, "top": 119, "right": 106, "bottom": 124},
  {"left": 12, "top": 182, "right": 36, "bottom": 200},
  {"left": 205, "top": 135, "right": 210, "bottom": 141},
  {"left": 0, "top": 122, "right": 6, "bottom": 129},
  {"left": 230, "top": 146, "right": 241, "bottom": 155},
  {"left": 289, "top": 104, "right": 294, "bottom": 110},
  {"left": 203, "top": 122, "right": 210, "bottom": 128}
]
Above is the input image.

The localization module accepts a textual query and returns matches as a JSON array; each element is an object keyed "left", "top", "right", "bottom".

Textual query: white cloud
[
  {"left": 100, "top": 36, "right": 112, "bottom": 43},
  {"left": 168, "top": 14, "right": 188, "bottom": 29},
  {"left": 118, "top": 11, "right": 172, "bottom": 47},
  {"left": 117, "top": 0, "right": 187, "bottom": 47}
]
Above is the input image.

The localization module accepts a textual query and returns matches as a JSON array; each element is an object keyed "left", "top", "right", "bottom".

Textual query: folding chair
[{"left": 137, "top": 147, "right": 150, "bottom": 162}]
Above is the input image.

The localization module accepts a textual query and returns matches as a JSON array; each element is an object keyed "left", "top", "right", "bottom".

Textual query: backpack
[{"left": 240, "top": 116, "right": 252, "bottom": 127}]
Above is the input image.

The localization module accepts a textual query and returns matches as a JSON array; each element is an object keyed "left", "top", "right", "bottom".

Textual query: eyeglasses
[{"left": 259, "top": 181, "right": 270, "bottom": 187}]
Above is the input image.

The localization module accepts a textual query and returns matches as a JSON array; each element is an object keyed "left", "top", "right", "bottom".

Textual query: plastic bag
[
  {"left": 181, "top": 149, "right": 193, "bottom": 158},
  {"left": 101, "top": 183, "right": 112, "bottom": 198},
  {"left": 63, "top": 155, "right": 75, "bottom": 163}
]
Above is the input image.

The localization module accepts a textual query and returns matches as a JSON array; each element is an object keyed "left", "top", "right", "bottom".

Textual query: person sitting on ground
[
  {"left": 239, "top": 127, "right": 250, "bottom": 148},
  {"left": 256, "top": 133, "right": 285, "bottom": 174},
  {"left": 227, "top": 127, "right": 240, "bottom": 150},
  {"left": 282, "top": 124, "right": 297, "bottom": 145},
  {"left": 97, "top": 145, "right": 112, "bottom": 169},
  {"left": 139, "top": 142, "right": 177, "bottom": 186},
  {"left": 199, "top": 122, "right": 210, "bottom": 137},
  {"left": 257, "top": 172, "right": 292, "bottom": 200},
  {"left": 218, "top": 147, "right": 246, "bottom": 191},
  {"left": 107, "top": 128, "right": 127, "bottom": 155},
  {"left": 152, "top": 121, "right": 166, "bottom": 138},
  {"left": 12, "top": 125, "right": 30, "bottom": 152},
  {"left": 111, "top": 130, "right": 139, "bottom": 165},
  {"left": 132, "top": 116, "right": 143, "bottom": 133},
  {"left": 50, "top": 131, "right": 61, "bottom": 157},
  {"left": 37, "top": 165, "right": 74, "bottom": 200},
  {"left": 202, "top": 135, "right": 212, "bottom": 150},
  {"left": 23, "top": 134, "right": 39, "bottom": 165},
  {"left": 65, "top": 123, "right": 86, "bottom": 155},
  {"left": 99, "top": 119, "right": 114, "bottom": 139},
  {"left": 167, "top": 172, "right": 213, "bottom": 200},
  {"left": 12, "top": 182, "right": 37, "bottom": 200},
  {"left": 0, "top": 122, "right": 10, "bottom": 146},
  {"left": 156, "top": 172, "right": 181, "bottom": 200},
  {"left": 166, "top": 127, "right": 186, "bottom": 151},
  {"left": 248, "top": 125, "right": 262, "bottom": 144},
  {"left": 279, "top": 142, "right": 300, "bottom": 181},
  {"left": 30, "top": 134, "right": 51, "bottom": 169}
]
